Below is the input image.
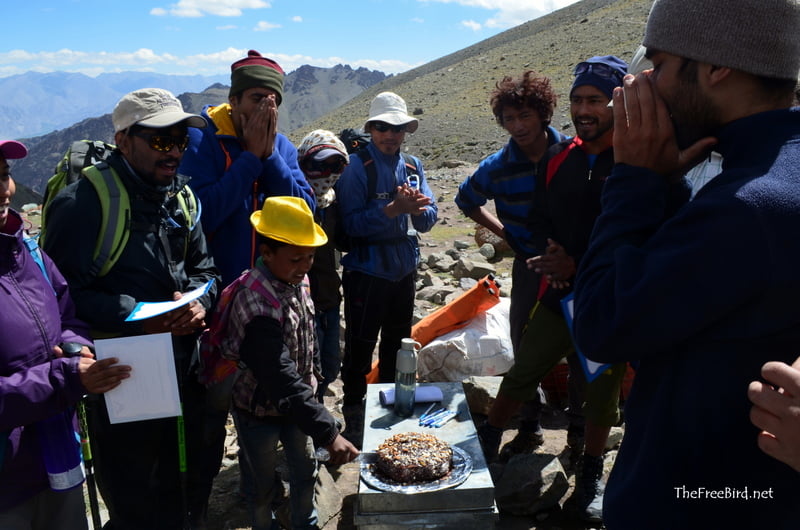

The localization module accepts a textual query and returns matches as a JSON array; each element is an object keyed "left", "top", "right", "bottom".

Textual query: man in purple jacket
[{"left": 0, "top": 140, "right": 129, "bottom": 528}]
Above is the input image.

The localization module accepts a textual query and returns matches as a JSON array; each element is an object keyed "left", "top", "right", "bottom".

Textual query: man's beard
[{"left": 666, "top": 63, "right": 722, "bottom": 149}]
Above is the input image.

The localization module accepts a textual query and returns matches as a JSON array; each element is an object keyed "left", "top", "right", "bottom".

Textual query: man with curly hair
[{"left": 455, "top": 71, "right": 572, "bottom": 463}]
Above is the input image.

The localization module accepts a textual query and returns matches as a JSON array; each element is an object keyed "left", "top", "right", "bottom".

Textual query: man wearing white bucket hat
[{"left": 336, "top": 92, "right": 437, "bottom": 442}]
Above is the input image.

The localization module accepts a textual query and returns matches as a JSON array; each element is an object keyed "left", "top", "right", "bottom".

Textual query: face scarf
[
  {"left": 306, "top": 172, "right": 341, "bottom": 209},
  {"left": 296, "top": 129, "right": 350, "bottom": 209}
]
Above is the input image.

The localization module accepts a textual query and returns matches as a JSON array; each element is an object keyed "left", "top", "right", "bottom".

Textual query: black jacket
[
  {"left": 42, "top": 150, "right": 220, "bottom": 362},
  {"left": 529, "top": 137, "right": 614, "bottom": 311}
]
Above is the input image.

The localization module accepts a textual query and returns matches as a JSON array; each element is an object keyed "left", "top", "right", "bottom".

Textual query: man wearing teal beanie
[{"left": 573, "top": 0, "right": 800, "bottom": 528}]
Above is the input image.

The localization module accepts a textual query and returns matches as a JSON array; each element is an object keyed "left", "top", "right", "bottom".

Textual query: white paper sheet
[
  {"left": 94, "top": 333, "right": 182, "bottom": 424},
  {"left": 124, "top": 279, "right": 213, "bottom": 322}
]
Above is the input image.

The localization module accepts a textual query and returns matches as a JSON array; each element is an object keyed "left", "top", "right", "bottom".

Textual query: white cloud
[
  {"left": 153, "top": 0, "right": 271, "bottom": 18},
  {"left": 254, "top": 20, "right": 281, "bottom": 31},
  {"left": 461, "top": 20, "right": 482, "bottom": 31},
  {"left": 292, "top": 15, "right": 303, "bottom": 22},
  {"left": 411, "top": 17, "right": 424, "bottom": 23},
  {"left": 421, "top": 0, "right": 579, "bottom": 29},
  {"left": 0, "top": 47, "right": 416, "bottom": 77}
]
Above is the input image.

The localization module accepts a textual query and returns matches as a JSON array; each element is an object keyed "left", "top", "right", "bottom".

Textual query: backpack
[
  {"left": 197, "top": 268, "right": 282, "bottom": 411},
  {"left": 39, "top": 140, "right": 199, "bottom": 278},
  {"left": 338, "top": 128, "right": 371, "bottom": 155},
  {"left": 42, "top": 140, "right": 115, "bottom": 209},
  {"left": 333, "top": 132, "right": 420, "bottom": 252},
  {"left": 23, "top": 234, "right": 54, "bottom": 294}
]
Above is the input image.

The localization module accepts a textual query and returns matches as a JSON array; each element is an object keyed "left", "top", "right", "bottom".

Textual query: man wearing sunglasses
[
  {"left": 336, "top": 92, "right": 438, "bottom": 443},
  {"left": 42, "top": 88, "right": 222, "bottom": 529},
  {"left": 180, "top": 50, "right": 314, "bottom": 288}
]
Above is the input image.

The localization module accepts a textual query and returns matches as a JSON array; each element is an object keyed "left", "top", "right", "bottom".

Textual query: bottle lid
[{"left": 400, "top": 338, "right": 420, "bottom": 350}]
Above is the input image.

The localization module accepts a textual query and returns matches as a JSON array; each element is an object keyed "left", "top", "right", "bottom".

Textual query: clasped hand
[
  {"left": 242, "top": 94, "right": 278, "bottom": 159},
  {"left": 387, "top": 184, "right": 432, "bottom": 217},
  {"left": 526, "top": 239, "right": 575, "bottom": 290}
]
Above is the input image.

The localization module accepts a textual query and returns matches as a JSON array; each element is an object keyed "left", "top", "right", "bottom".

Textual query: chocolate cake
[{"left": 375, "top": 432, "right": 453, "bottom": 484}]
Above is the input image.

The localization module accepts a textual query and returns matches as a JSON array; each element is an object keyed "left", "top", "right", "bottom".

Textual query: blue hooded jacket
[{"left": 180, "top": 104, "right": 315, "bottom": 286}]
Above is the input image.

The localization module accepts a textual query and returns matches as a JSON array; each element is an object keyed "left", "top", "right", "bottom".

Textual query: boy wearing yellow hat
[{"left": 222, "top": 196, "right": 358, "bottom": 529}]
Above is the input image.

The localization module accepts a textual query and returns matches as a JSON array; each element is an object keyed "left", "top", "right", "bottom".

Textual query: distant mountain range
[
  {"left": 10, "top": 0, "right": 655, "bottom": 208},
  {"left": 0, "top": 71, "right": 229, "bottom": 139},
  {"left": 9, "top": 64, "right": 388, "bottom": 202}
]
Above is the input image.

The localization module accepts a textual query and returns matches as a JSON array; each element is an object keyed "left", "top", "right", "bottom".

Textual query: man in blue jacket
[
  {"left": 455, "top": 71, "right": 572, "bottom": 462},
  {"left": 336, "top": 92, "right": 438, "bottom": 441},
  {"left": 180, "top": 49, "right": 315, "bottom": 287},
  {"left": 574, "top": 0, "right": 800, "bottom": 528}
]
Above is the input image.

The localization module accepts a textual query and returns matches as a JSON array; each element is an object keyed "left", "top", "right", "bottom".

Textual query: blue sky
[{"left": 1, "top": 0, "right": 580, "bottom": 78}]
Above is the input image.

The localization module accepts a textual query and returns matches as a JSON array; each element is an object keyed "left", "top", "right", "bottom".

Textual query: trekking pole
[
  {"left": 77, "top": 400, "right": 102, "bottom": 530},
  {"left": 177, "top": 408, "right": 191, "bottom": 530}
]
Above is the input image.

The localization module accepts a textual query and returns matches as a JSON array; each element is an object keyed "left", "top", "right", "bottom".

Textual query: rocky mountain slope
[
  {"left": 10, "top": 0, "right": 652, "bottom": 204},
  {"left": 298, "top": 0, "right": 652, "bottom": 169}
]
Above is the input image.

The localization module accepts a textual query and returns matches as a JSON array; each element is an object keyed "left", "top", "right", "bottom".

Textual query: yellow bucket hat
[{"left": 250, "top": 196, "right": 328, "bottom": 247}]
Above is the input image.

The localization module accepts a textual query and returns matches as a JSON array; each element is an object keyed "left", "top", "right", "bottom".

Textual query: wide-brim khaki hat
[
  {"left": 250, "top": 196, "right": 328, "bottom": 247},
  {"left": 365, "top": 91, "right": 419, "bottom": 133}
]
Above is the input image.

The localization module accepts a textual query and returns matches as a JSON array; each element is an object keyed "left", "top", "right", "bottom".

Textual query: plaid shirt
[{"left": 223, "top": 261, "right": 318, "bottom": 417}]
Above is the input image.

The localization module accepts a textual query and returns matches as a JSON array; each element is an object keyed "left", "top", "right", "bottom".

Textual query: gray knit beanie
[{"left": 644, "top": 0, "right": 800, "bottom": 81}]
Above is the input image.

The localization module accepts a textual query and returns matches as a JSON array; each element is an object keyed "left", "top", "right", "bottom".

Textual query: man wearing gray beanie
[{"left": 572, "top": 0, "right": 800, "bottom": 529}]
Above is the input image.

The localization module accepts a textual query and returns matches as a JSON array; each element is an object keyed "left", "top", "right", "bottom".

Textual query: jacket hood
[{"left": 206, "top": 103, "right": 238, "bottom": 137}]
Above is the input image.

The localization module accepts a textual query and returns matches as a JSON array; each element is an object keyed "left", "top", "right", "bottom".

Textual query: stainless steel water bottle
[{"left": 394, "top": 338, "right": 420, "bottom": 417}]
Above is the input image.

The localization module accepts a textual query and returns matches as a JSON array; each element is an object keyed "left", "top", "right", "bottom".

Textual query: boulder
[
  {"left": 474, "top": 224, "right": 512, "bottom": 254},
  {"left": 462, "top": 375, "right": 503, "bottom": 415},
  {"left": 494, "top": 453, "right": 569, "bottom": 516},
  {"left": 478, "top": 243, "right": 496, "bottom": 260},
  {"left": 453, "top": 256, "right": 496, "bottom": 280}
]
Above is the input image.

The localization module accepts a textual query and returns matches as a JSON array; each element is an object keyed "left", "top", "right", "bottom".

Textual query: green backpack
[{"left": 40, "top": 140, "right": 198, "bottom": 278}]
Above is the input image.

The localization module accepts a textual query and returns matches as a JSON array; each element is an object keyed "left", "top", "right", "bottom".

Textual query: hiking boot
[
  {"left": 476, "top": 422, "right": 503, "bottom": 464},
  {"left": 498, "top": 424, "right": 545, "bottom": 461},
  {"left": 566, "top": 423, "right": 585, "bottom": 455},
  {"left": 565, "top": 454, "right": 605, "bottom": 524}
]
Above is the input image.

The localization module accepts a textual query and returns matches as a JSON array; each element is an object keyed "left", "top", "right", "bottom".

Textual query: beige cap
[{"left": 112, "top": 88, "right": 207, "bottom": 133}]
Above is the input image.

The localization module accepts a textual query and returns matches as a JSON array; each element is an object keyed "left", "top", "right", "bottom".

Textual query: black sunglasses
[
  {"left": 573, "top": 62, "right": 624, "bottom": 82},
  {"left": 371, "top": 121, "right": 407, "bottom": 133},
  {"left": 307, "top": 156, "right": 347, "bottom": 175},
  {"left": 130, "top": 131, "right": 190, "bottom": 153}
]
